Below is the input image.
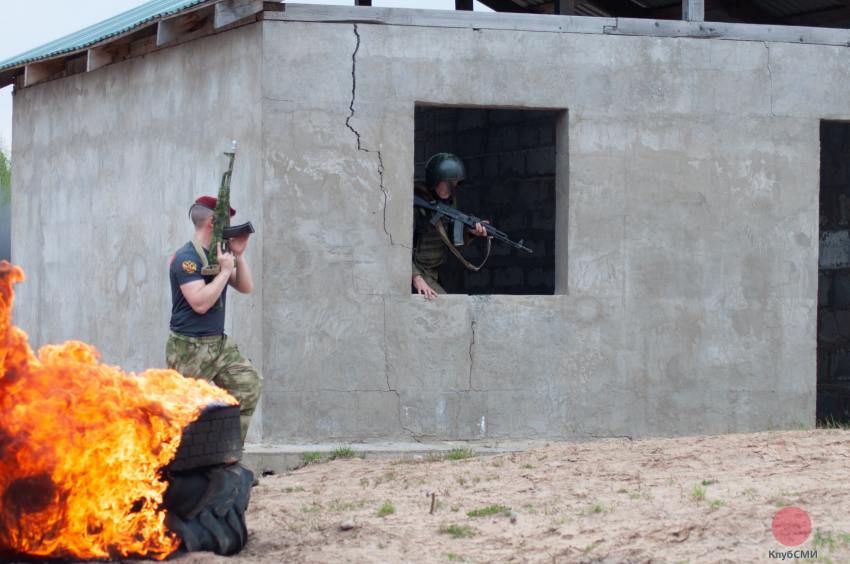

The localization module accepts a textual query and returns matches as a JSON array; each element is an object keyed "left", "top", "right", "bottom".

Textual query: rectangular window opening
[
  {"left": 413, "top": 105, "right": 566, "bottom": 296},
  {"left": 818, "top": 120, "right": 850, "bottom": 426}
]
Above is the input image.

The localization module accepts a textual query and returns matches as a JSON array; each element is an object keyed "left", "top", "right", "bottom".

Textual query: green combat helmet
[{"left": 425, "top": 153, "right": 466, "bottom": 189}]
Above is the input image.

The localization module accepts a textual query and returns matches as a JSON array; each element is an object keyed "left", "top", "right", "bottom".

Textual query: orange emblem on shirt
[{"left": 181, "top": 260, "right": 198, "bottom": 274}]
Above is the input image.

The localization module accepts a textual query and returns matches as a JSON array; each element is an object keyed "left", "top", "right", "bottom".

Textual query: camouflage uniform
[
  {"left": 166, "top": 332, "right": 261, "bottom": 443},
  {"left": 412, "top": 185, "right": 453, "bottom": 294},
  {"left": 168, "top": 237, "right": 262, "bottom": 444}
]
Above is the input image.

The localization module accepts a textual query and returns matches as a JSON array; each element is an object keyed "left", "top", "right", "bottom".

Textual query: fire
[{"left": 0, "top": 262, "right": 237, "bottom": 560}]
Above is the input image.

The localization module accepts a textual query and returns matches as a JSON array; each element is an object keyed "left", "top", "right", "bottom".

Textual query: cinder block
[
  {"left": 519, "top": 124, "right": 538, "bottom": 148},
  {"left": 819, "top": 273, "right": 832, "bottom": 306},
  {"left": 493, "top": 267, "right": 524, "bottom": 287},
  {"left": 527, "top": 146, "right": 556, "bottom": 176},
  {"left": 830, "top": 270, "right": 850, "bottom": 307},
  {"left": 498, "top": 152, "right": 526, "bottom": 177},
  {"left": 488, "top": 126, "right": 520, "bottom": 152}
]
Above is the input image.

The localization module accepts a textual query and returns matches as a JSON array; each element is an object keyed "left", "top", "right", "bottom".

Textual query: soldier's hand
[
  {"left": 413, "top": 275, "right": 438, "bottom": 300},
  {"left": 217, "top": 242, "right": 236, "bottom": 274},
  {"left": 470, "top": 221, "right": 490, "bottom": 237},
  {"left": 228, "top": 234, "right": 250, "bottom": 257}
]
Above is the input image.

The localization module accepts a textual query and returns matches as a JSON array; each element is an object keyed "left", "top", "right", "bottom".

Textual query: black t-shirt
[{"left": 169, "top": 241, "right": 226, "bottom": 336}]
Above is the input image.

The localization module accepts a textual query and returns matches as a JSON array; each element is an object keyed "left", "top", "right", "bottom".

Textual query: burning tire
[
  {"left": 168, "top": 404, "right": 243, "bottom": 471},
  {"left": 163, "top": 463, "right": 253, "bottom": 556}
]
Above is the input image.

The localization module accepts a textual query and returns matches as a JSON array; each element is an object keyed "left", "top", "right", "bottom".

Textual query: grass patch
[
  {"left": 439, "top": 524, "right": 475, "bottom": 539},
  {"left": 817, "top": 416, "right": 850, "bottom": 430},
  {"left": 446, "top": 448, "right": 475, "bottom": 461},
  {"left": 710, "top": 500, "right": 726, "bottom": 509},
  {"left": 301, "top": 452, "right": 323, "bottom": 465},
  {"left": 330, "top": 446, "right": 356, "bottom": 460},
  {"left": 583, "top": 503, "right": 606, "bottom": 515},
  {"left": 691, "top": 484, "right": 706, "bottom": 502},
  {"left": 701, "top": 479, "right": 718, "bottom": 486},
  {"left": 813, "top": 529, "right": 837, "bottom": 552},
  {"left": 300, "top": 502, "right": 322, "bottom": 513},
  {"left": 377, "top": 501, "right": 395, "bottom": 517},
  {"left": 284, "top": 486, "right": 305, "bottom": 493},
  {"left": 466, "top": 504, "right": 510, "bottom": 518}
]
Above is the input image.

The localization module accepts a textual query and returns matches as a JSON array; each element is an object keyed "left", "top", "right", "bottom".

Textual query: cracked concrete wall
[
  {"left": 10, "top": 14, "right": 829, "bottom": 443},
  {"left": 11, "top": 25, "right": 265, "bottom": 440},
  {"left": 260, "top": 19, "right": 821, "bottom": 442}
]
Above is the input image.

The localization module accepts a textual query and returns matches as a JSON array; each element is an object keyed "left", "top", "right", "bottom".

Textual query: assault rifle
[
  {"left": 413, "top": 195, "right": 533, "bottom": 254},
  {"left": 202, "top": 141, "right": 255, "bottom": 275}
]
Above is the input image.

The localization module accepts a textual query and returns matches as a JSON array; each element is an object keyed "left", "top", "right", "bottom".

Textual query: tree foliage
[{"left": 0, "top": 147, "right": 9, "bottom": 205}]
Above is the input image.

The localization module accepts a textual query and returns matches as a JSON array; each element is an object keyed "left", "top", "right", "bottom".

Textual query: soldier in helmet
[{"left": 412, "top": 153, "right": 490, "bottom": 300}]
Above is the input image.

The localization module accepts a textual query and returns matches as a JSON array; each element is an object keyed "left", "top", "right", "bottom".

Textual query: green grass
[
  {"left": 446, "top": 448, "right": 475, "bottom": 461},
  {"left": 284, "top": 486, "right": 305, "bottom": 493},
  {"left": 439, "top": 524, "right": 475, "bottom": 539},
  {"left": 710, "top": 500, "right": 726, "bottom": 509},
  {"left": 330, "top": 446, "right": 356, "bottom": 460},
  {"left": 691, "top": 484, "right": 707, "bottom": 502},
  {"left": 818, "top": 416, "right": 850, "bottom": 429},
  {"left": 301, "top": 452, "right": 323, "bottom": 465},
  {"left": 466, "top": 504, "right": 510, "bottom": 518},
  {"left": 813, "top": 529, "right": 837, "bottom": 552},
  {"left": 580, "top": 503, "right": 606, "bottom": 516},
  {"left": 377, "top": 501, "right": 395, "bottom": 517},
  {"left": 701, "top": 479, "right": 717, "bottom": 486}
]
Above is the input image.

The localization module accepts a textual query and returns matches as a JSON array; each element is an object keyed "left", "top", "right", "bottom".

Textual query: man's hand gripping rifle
[
  {"left": 413, "top": 195, "right": 533, "bottom": 254},
  {"left": 202, "top": 141, "right": 256, "bottom": 276}
]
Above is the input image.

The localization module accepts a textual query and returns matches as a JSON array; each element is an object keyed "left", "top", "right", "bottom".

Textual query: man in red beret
[{"left": 166, "top": 196, "right": 261, "bottom": 446}]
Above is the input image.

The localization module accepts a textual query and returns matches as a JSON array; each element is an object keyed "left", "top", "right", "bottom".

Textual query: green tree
[{"left": 0, "top": 147, "right": 9, "bottom": 205}]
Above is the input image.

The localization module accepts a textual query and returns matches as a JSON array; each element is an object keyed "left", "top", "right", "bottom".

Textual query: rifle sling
[
  {"left": 434, "top": 218, "right": 492, "bottom": 272},
  {"left": 191, "top": 236, "right": 210, "bottom": 269}
]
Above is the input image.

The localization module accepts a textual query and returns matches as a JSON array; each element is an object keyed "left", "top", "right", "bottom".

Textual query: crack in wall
[
  {"left": 345, "top": 24, "right": 404, "bottom": 249},
  {"left": 382, "top": 296, "right": 422, "bottom": 442},
  {"left": 468, "top": 319, "right": 477, "bottom": 391},
  {"left": 764, "top": 42, "right": 776, "bottom": 118}
]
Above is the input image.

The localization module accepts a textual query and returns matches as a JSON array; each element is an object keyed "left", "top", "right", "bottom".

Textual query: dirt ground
[{"left": 173, "top": 430, "right": 850, "bottom": 563}]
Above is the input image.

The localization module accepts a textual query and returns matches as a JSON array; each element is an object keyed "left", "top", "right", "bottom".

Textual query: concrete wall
[
  {"left": 11, "top": 25, "right": 265, "bottom": 439},
  {"left": 12, "top": 8, "right": 833, "bottom": 443}
]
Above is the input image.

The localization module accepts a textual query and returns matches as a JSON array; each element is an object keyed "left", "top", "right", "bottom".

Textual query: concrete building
[{"left": 2, "top": 0, "right": 849, "bottom": 449}]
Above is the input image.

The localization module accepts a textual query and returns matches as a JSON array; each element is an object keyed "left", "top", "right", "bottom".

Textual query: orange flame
[{"left": 0, "top": 262, "right": 237, "bottom": 560}]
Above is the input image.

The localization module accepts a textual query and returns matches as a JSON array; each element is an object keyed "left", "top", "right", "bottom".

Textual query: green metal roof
[{"left": 0, "top": 0, "right": 213, "bottom": 71}]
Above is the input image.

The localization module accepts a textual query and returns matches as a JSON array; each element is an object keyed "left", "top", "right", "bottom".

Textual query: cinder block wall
[
  {"left": 415, "top": 107, "right": 557, "bottom": 295},
  {"left": 13, "top": 8, "right": 837, "bottom": 443}
]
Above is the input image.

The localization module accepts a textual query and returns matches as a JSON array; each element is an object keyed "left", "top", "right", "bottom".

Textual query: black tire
[
  {"left": 168, "top": 404, "right": 242, "bottom": 472},
  {"left": 163, "top": 463, "right": 254, "bottom": 555}
]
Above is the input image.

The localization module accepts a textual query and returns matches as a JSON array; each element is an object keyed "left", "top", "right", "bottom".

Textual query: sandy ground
[{"left": 170, "top": 430, "right": 850, "bottom": 563}]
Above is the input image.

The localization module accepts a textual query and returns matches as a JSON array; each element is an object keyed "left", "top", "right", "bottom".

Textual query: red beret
[{"left": 194, "top": 196, "right": 235, "bottom": 217}]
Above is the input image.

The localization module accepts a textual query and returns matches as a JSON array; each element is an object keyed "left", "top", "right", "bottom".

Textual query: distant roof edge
[{"left": 0, "top": 0, "right": 212, "bottom": 72}]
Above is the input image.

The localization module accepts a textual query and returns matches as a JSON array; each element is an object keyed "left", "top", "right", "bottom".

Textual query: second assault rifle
[
  {"left": 202, "top": 141, "right": 255, "bottom": 275},
  {"left": 413, "top": 195, "right": 533, "bottom": 254}
]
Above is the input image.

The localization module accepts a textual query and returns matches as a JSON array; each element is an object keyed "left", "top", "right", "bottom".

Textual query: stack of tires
[{"left": 162, "top": 404, "right": 254, "bottom": 556}]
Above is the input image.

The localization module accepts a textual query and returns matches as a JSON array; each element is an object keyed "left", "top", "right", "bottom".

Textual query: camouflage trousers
[{"left": 166, "top": 332, "right": 262, "bottom": 444}]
